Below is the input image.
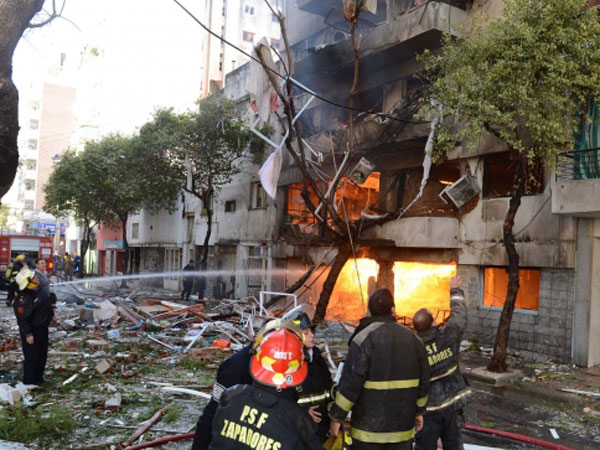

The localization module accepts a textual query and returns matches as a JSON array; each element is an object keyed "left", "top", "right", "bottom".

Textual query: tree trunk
[
  {"left": 314, "top": 243, "right": 353, "bottom": 323},
  {"left": 489, "top": 158, "right": 526, "bottom": 373},
  {"left": 120, "top": 217, "right": 129, "bottom": 288},
  {"left": 0, "top": 0, "right": 45, "bottom": 200}
]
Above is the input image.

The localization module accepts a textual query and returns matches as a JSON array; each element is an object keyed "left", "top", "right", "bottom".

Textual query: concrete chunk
[{"left": 95, "top": 359, "right": 113, "bottom": 375}]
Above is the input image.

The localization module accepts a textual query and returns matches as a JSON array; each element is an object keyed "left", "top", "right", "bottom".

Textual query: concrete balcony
[
  {"left": 22, "top": 169, "right": 37, "bottom": 181},
  {"left": 293, "top": 1, "right": 467, "bottom": 92},
  {"left": 361, "top": 216, "right": 460, "bottom": 248},
  {"left": 552, "top": 148, "right": 600, "bottom": 218}
]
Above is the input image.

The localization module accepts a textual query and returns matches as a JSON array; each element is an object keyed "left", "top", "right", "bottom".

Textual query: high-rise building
[{"left": 199, "top": 0, "right": 282, "bottom": 98}]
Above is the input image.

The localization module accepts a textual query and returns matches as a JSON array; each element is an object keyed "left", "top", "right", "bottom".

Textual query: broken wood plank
[
  {"left": 155, "top": 304, "right": 204, "bottom": 320},
  {"left": 115, "top": 403, "right": 173, "bottom": 449}
]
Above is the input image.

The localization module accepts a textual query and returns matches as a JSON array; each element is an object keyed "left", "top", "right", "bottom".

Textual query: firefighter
[
  {"left": 4, "top": 254, "right": 25, "bottom": 306},
  {"left": 13, "top": 267, "right": 56, "bottom": 385},
  {"left": 413, "top": 276, "right": 471, "bottom": 450},
  {"left": 286, "top": 309, "right": 332, "bottom": 442},
  {"left": 208, "top": 326, "right": 322, "bottom": 450},
  {"left": 329, "top": 288, "right": 429, "bottom": 450},
  {"left": 192, "top": 319, "right": 305, "bottom": 450}
]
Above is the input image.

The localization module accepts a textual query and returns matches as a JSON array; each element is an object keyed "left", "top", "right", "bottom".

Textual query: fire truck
[{"left": 0, "top": 233, "right": 54, "bottom": 285}]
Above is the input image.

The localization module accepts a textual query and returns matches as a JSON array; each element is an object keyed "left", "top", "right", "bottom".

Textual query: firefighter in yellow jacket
[{"left": 4, "top": 254, "right": 25, "bottom": 306}]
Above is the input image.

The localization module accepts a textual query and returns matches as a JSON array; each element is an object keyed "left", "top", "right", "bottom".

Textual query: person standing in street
[
  {"left": 181, "top": 260, "right": 195, "bottom": 301},
  {"left": 64, "top": 253, "right": 74, "bottom": 281},
  {"left": 413, "top": 276, "right": 471, "bottom": 450},
  {"left": 329, "top": 288, "right": 429, "bottom": 450},
  {"left": 208, "top": 327, "right": 322, "bottom": 450},
  {"left": 13, "top": 268, "right": 56, "bottom": 385},
  {"left": 34, "top": 258, "right": 50, "bottom": 296}
]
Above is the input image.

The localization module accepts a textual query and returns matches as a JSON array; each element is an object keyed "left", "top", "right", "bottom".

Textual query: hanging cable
[{"left": 170, "top": 0, "right": 426, "bottom": 125}]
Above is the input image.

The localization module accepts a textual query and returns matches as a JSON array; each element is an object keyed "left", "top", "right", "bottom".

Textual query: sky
[{"left": 13, "top": 0, "right": 207, "bottom": 136}]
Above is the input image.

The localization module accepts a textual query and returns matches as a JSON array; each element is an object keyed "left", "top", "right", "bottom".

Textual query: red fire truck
[{"left": 0, "top": 234, "right": 54, "bottom": 282}]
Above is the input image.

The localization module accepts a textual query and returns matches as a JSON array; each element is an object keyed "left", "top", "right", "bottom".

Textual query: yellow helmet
[
  {"left": 15, "top": 267, "right": 38, "bottom": 291},
  {"left": 15, "top": 254, "right": 25, "bottom": 262}
]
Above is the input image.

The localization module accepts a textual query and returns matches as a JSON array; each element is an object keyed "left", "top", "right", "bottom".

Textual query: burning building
[{"left": 127, "top": 0, "right": 600, "bottom": 368}]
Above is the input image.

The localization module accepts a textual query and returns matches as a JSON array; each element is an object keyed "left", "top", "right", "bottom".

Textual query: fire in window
[
  {"left": 483, "top": 267, "right": 540, "bottom": 311},
  {"left": 334, "top": 173, "right": 380, "bottom": 221},
  {"left": 250, "top": 182, "right": 266, "bottom": 209},
  {"left": 483, "top": 152, "right": 543, "bottom": 198},
  {"left": 325, "top": 258, "right": 456, "bottom": 323},
  {"left": 286, "top": 183, "right": 319, "bottom": 225}
]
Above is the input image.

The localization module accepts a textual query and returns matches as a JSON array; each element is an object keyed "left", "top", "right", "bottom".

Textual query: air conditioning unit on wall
[
  {"left": 348, "top": 157, "right": 375, "bottom": 184},
  {"left": 439, "top": 173, "right": 481, "bottom": 208}
]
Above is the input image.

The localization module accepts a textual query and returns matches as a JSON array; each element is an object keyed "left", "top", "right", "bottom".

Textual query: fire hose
[{"left": 464, "top": 424, "right": 576, "bottom": 450}]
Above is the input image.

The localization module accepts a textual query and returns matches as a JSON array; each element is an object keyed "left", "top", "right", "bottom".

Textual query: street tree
[
  {"left": 140, "top": 97, "right": 264, "bottom": 296},
  {"left": 82, "top": 134, "right": 182, "bottom": 283},
  {"left": 0, "top": 0, "right": 68, "bottom": 201},
  {"left": 422, "top": 0, "right": 600, "bottom": 371},
  {"left": 44, "top": 150, "right": 109, "bottom": 277}
]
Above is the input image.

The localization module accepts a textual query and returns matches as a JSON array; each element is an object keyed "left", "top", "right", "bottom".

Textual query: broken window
[
  {"left": 482, "top": 267, "right": 540, "bottom": 311},
  {"left": 483, "top": 152, "right": 543, "bottom": 198},
  {"left": 399, "top": 162, "right": 461, "bottom": 217},
  {"left": 334, "top": 173, "right": 380, "bottom": 221},
  {"left": 286, "top": 183, "right": 319, "bottom": 226}
]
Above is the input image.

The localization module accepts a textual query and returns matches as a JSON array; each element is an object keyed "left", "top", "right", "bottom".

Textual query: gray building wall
[{"left": 461, "top": 265, "right": 575, "bottom": 363}]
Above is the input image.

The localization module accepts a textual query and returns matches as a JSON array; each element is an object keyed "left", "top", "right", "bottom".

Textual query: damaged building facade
[{"left": 128, "top": 0, "right": 600, "bottom": 367}]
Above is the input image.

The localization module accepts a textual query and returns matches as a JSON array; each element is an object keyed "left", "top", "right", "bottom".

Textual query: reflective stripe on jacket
[{"left": 329, "top": 315, "right": 429, "bottom": 444}]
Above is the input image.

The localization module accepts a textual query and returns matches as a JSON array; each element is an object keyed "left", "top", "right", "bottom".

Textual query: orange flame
[{"left": 324, "top": 259, "right": 457, "bottom": 324}]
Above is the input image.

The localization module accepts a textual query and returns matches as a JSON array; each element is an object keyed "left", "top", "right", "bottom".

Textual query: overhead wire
[{"left": 170, "top": 0, "right": 426, "bottom": 125}]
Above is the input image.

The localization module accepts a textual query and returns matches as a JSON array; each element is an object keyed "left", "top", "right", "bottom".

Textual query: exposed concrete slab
[{"left": 468, "top": 367, "right": 523, "bottom": 385}]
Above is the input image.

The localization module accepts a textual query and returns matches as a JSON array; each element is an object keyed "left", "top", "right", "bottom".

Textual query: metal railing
[{"left": 556, "top": 147, "right": 600, "bottom": 181}]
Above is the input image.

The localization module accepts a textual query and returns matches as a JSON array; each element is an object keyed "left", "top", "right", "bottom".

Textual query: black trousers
[
  {"left": 181, "top": 281, "right": 193, "bottom": 301},
  {"left": 415, "top": 409, "right": 463, "bottom": 450},
  {"left": 352, "top": 440, "right": 412, "bottom": 450},
  {"left": 6, "top": 283, "right": 17, "bottom": 304},
  {"left": 20, "top": 327, "right": 49, "bottom": 385}
]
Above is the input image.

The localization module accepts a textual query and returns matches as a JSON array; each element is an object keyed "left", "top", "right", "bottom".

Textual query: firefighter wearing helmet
[
  {"left": 4, "top": 254, "right": 26, "bottom": 306},
  {"left": 13, "top": 266, "right": 55, "bottom": 385},
  {"left": 207, "top": 325, "right": 322, "bottom": 450}
]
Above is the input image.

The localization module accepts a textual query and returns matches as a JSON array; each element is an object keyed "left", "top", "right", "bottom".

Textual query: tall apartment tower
[{"left": 199, "top": 0, "right": 281, "bottom": 98}]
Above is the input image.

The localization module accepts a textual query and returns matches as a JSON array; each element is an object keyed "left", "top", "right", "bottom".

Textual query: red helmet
[{"left": 250, "top": 327, "right": 307, "bottom": 390}]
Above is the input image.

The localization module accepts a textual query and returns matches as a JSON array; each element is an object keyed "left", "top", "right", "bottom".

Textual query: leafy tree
[
  {"left": 422, "top": 0, "right": 600, "bottom": 371},
  {"left": 44, "top": 150, "right": 108, "bottom": 277},
  {"left": 140, "top": 96, "right": 264, "bottom": 296},
  {"left": 0, "top": 0, "right": 68, "bottom": 200},
  {"left": 79, "top": 134, "right": 182, "bottom": 283}
]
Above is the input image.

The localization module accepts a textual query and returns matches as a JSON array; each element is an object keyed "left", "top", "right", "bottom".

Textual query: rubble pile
[{"left": 0, "top": 284, "right": 350, "bottom": 449}]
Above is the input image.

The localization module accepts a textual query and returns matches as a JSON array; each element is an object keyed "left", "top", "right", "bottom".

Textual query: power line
[{"left": 170, "top": 0, "right": 426, "bottom": 125}]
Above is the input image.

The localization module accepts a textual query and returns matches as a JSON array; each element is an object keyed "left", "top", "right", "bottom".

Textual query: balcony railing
[{"left": 556, "top": 148, "right": 600, "bottom": 181}]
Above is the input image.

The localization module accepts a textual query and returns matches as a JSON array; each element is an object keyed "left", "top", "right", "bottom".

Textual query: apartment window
[
  {"left": 29, "top": 119, "right": 39, "bottom": 130},
  {"left": 482, "top": 267, "right": 540, "bottom": 311},
  {"left": 225, "top": 200, "right": 236, "bottom": 212},
  {"left": 270, "top": 38, "right": 280, "bottom": 48},
  {"left": 243, "top": 31, "right": 255, "bottom": 42},
  {"left": 219, "top": 62, "right": 223, "bottom": 71},
  {"left": 272, "top": 13, "right": 278, "bottom": 22},
  {"left": 24, "top": 200, "right": 34, "bottom": 210},
  {"left": 483, "top": 152, "right": 543, "bottom": 198},
  {"left": 24, "top": 160, "right": 36, "bottom": 170},
  {"left": 244, "top": 5, "right": 254, "bottom": 14},
  {"left": 24, "top": 181, "right": 34, "bottom": 191},
  {"left": 28, "top": 139, "right": 38, "bottom": 150},
  {"left": 250, "top": 182, "right": 266, "bottom": 209},
  {"left": 131, "top": 223, "right": 139, "bottom": 239}
]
